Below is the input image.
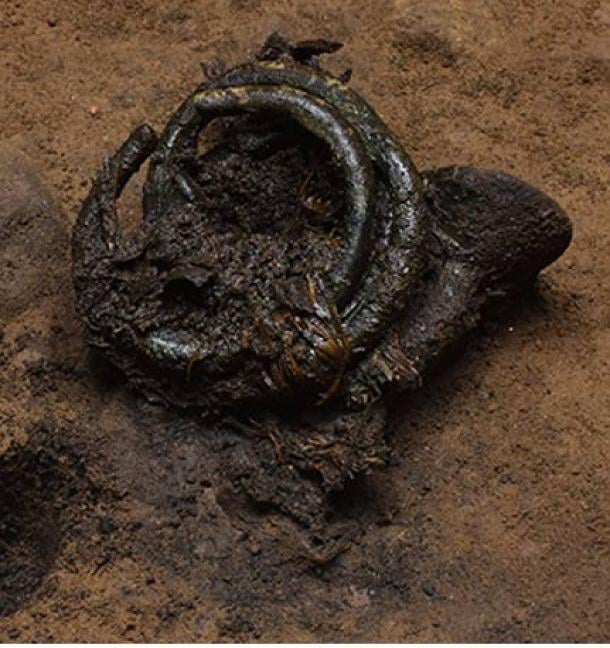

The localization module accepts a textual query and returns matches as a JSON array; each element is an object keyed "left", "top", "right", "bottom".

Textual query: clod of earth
[{"left": 72, "top": 34, "right": 572, "bottom": 504}]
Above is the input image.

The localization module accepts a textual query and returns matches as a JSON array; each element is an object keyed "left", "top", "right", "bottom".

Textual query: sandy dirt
[{"left": 0, "top": 0, "right": 609, "bottom": 642}]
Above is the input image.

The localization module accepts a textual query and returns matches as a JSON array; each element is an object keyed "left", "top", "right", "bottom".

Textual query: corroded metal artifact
[{"left": 72, "top": 35, "right": 571, "bottom": 497}]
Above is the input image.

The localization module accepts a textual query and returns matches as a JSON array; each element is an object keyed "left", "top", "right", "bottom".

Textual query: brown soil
[{"left": 1, "top": 0, "right": 609, "bottom": 642}]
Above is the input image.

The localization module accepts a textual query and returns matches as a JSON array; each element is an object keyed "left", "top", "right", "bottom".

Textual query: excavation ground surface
[{"left": 0, "top": 0, "right": 608, "bottom": 641}]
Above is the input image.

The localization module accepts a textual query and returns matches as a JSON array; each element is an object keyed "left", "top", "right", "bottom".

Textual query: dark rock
[{"left": 0, "top": 143, "right": 69, "bottom": 322}]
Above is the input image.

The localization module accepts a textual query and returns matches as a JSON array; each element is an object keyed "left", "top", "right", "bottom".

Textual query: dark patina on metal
[{"left": 72, "top": 35, "right": 572, "bottom": 514}]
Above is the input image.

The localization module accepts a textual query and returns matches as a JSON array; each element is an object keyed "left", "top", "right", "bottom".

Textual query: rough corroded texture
[{"left": 72, "top": 35, "right": 571, "bottom": 495}]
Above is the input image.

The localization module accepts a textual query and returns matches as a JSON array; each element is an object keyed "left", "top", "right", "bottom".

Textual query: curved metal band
[
  {"left": 145, "top": 84, "right": 376, "bottom": 305},
  {"left": 202, "top": 61, "right": 429, "bottom": 354},
  {"left": 77, "top": 60, "right": 430, "bottom": 407},
  {"left": 142, "top": 83, "right": 379, "bottom": 372}
]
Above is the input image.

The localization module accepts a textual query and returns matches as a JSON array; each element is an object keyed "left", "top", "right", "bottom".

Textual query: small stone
[{"left": 0, "top": 142, "right": 69, "bottom": 321}]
